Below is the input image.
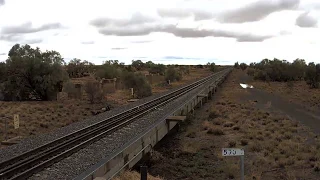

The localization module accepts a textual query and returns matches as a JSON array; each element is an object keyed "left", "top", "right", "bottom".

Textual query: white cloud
[
  {"left": 296, "top": 12, "right": 318, "bottom": 27},
  {"left": 0, "top": 0, "right": 320, "bottom": 65}
]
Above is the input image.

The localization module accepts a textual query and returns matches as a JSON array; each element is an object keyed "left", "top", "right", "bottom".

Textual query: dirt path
[{"left": 239, "top": 73, "right": 320, "bottom": 134}]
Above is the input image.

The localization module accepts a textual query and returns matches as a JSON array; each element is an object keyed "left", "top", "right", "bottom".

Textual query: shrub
[
  {"left": 84, "top": 81, "right": 103, "bottom": 104},
  {"left": 208, "top": 62, "right": 216, "bottom": 72},
  {"left": 131, "top": 60, "right": 144, "bottom": 70},
  {"left": 234, "top": 62, "right": 240, "bottom": 69},
  {"left": 247, "top": 68, "right": 255, "bottom": 76},
  {"left": 208, "top": 111, "right": 219, "bottom": 119},
  {"left": 249, "top": 142, "right": 263, "bottom": 152},
  {"left": 228, "top": 140, "right": 236, "bottom": 147},
  {"left": 251, "top": 58, "right": 312, "bottom": 83},
  {"left": 63, "top": 81, "right": 78, "bottom": 98},
  {"left": 179, "top": 66, "right": 190, "bottom": 75},
  {"left": 96, "top": 63, "right": 122, "bottom": 79},
  {"left": 240, "top": 139, "right": 248, "bottom": 146},
  {"left": 240, "top": 63, "right": 248, "bottom": 70},
  {"left": 207, "top": 128, "right": 224, "bottom": 135},
  {"left": 66, "top": 59, "right": 95, "bottom": 78},
  {"left": 149, "top": 63, "right": 166, "bottom": 75},
  {"left": 2, "top": 44, "right": 68, "bottom": 101},
  {"left": 305, "top": 62, "right": 320, "bottom": 88},
  {"left": 224, "top": 122, "right": 234, "bottom": 127},
  {"left": 165, "top": 67, "right": 182, "bottom": 82},
  {"left": 122, "top": 72, "right": 152, "bottom": 98}
]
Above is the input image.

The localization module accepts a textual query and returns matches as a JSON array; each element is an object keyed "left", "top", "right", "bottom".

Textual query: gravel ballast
[{"left": 28, "top": 72, "right": 227, "bottom": 180}]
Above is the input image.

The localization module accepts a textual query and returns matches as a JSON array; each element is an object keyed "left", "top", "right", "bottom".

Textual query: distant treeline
[
  {"left": 234, "top": 59, "right": 320, "bottom": 88},
  {"left": 0, "top": 44, "right": 218, "bottom": 101}
]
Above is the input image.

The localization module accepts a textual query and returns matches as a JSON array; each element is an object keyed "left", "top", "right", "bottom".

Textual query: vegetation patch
[{"left": 148, "top": 70, "right": 320, "bottom": 180}]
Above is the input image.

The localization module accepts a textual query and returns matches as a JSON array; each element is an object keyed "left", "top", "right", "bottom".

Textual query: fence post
[{"left": 140, "top": 166, "right": 147, "bottom": 180}]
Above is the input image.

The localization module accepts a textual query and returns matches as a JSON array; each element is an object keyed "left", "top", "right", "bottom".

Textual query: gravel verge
[
  {"left": 28, "top": 72, "right": 228, "bottom": 180},
  {"left": 0, "top": 74, "right": 213, "bottom": 163}
]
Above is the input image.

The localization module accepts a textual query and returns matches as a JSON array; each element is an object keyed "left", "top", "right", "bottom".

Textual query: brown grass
[
  {"left": 148, "top": 69, "right": 320, "bottom": 180},
  {"left": 0, "top": 68, "right": 211, "bottom": 143},
  {"left": 152, "top": 68, "right": 211, "bottom": 94},
  {"left": 0, "top": 100, "right": 111, "bottom": 142}
]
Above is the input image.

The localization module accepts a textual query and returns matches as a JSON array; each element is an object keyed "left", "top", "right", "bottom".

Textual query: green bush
[
  {"left": 247, "top": 68, "right": 255, "bottom": 76},
  {"left": 305, "top": 63, "right": 320, "bottom": 88},
  {"left": 240, "top": 63, "right": 248, "bottom": 70},
  {"left": 165, "top": 67, "right": 182, "bottom": 82},
  {"left": 179, "top": 66, "right": 190, "bottom": 75},
  {"left": 96, "top": 62, "right": 122, "bottom": 79},
  {"left": 2, "top": 44, "right": 68, "bottom": 101},
  {"left": 252, "top": 58, "right": 307, "bottom": 82},
  {"left": 209, "top": 62, "right": 216, "bottom": 72},
  {"left": 66, "top": 59, "right": 95, "bottom": 78},
  {"left": 149, "top": 63, "right": 166, "bottom": 75},
  {"left": 121, "top": 72, "right": 152, "bottom": 98},
  {"left": 84, "top": 81, "right": 103, "bottom": 104},
  {"left": 131, "top": 60, "right": 144, "bottom": 70},
  {"left": 234, "top": 62, "right": 240, "bottom": 69}
]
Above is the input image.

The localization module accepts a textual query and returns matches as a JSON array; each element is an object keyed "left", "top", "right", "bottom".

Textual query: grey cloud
[
  {"left": 98, "top": 26, "right": 160, "bottom": 36},
  {"left": 157, "top": 8, "right": 213, "bottom": 20},
  {"left": 236, "top": 35, "right": 273, "bottom": 42},
  {"left": 162, "top": 26, "right": 214, "bottom": 38},
  {"left": 99, "top": 24, "right": 273, "bottom": 42},
  {"left": 92, "top": 13, "right": 274, "bottom": 42},
  {"left": 81, "top": 41, "right": 95, "bottom": 44},
  {"left": 131, "top": 40, "right": 153, "bottom": 43},
  {"left": 24, "top": 39, "right": 43, "bottom": 44},
  {"left": 0, "top": 34, "right": 22, "bottom": 42},
  {"left": 90, "top": 13, "right": 155, "bottom": 28},
  {"left": 0, "top": 34, "right": 42, "bottom": 44},
  {"left": 0, "top": 0, "right": 4, "bottom": 6},
  {"left": 296, "top": 12, "right": 317, "bottom": 28},
  {"left": 0, "top": 53, "right": 6, "bottom": 56},
  {"left": 111, "top": 47, "right": 127, "bottom": 50},
  {"left": 1, "top": 22, "right": 63, "bottom": 34},
  {"left": 162, "top": 26, "right": 273, "bottom": 41},
  {"left": 217, "top": 0, "right": 300, "bottom": 23}
]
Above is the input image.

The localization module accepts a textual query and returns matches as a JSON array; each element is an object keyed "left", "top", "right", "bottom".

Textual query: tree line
[
  {"left": 234, "top": 58, "right": 320, "bottom": 88},
  {"left": 0, "top": 44, "right": 205, "bottom": 101}
]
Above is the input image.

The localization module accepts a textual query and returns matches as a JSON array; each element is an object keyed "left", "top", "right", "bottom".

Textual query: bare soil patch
[
  {"left": 250, "top": 78, "right": 320, "bottom": 112},
  {"left": 148, "top": 69, "right": 320, "bottom": 180}
]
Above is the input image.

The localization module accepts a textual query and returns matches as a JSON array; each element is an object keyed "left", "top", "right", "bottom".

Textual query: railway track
[{"left": 0, "top": 69, "right": 230, "bottom": 180}]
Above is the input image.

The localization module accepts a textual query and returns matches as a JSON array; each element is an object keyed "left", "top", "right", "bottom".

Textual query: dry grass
[
  {"left": 152, "top": 68, "right": 211, "bottom": 94},
  {"left": 149, "top": 69, "right": 320, "bottom": 180},
  {"left": 0, "top": 100, "right": 111, "bottom": 142},
  {"left": 112, "top": 171, "right": 162, "bottom": 180},
  {"left": 0, "top": 68, "right": 212, "bottom": 143}
]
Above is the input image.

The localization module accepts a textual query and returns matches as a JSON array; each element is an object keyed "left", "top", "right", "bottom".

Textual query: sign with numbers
[
  {"left": 13, "top": 114, "right": 19, "bottom": 129},
  {"left": 222, "top": 148, "right": 244, "bottom": 156}
]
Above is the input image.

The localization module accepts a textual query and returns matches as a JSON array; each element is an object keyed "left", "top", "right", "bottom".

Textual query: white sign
[
  {"left": 13, "top": 114, "right": 19, "bottom": 129},
  {"left": 222, "top": 148, "right": 244, "bottom": 156}
]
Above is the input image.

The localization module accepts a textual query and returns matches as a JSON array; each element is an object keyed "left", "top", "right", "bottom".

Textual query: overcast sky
[{"left": 0, "top": 0, "right": 319, "bottom": 65}]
